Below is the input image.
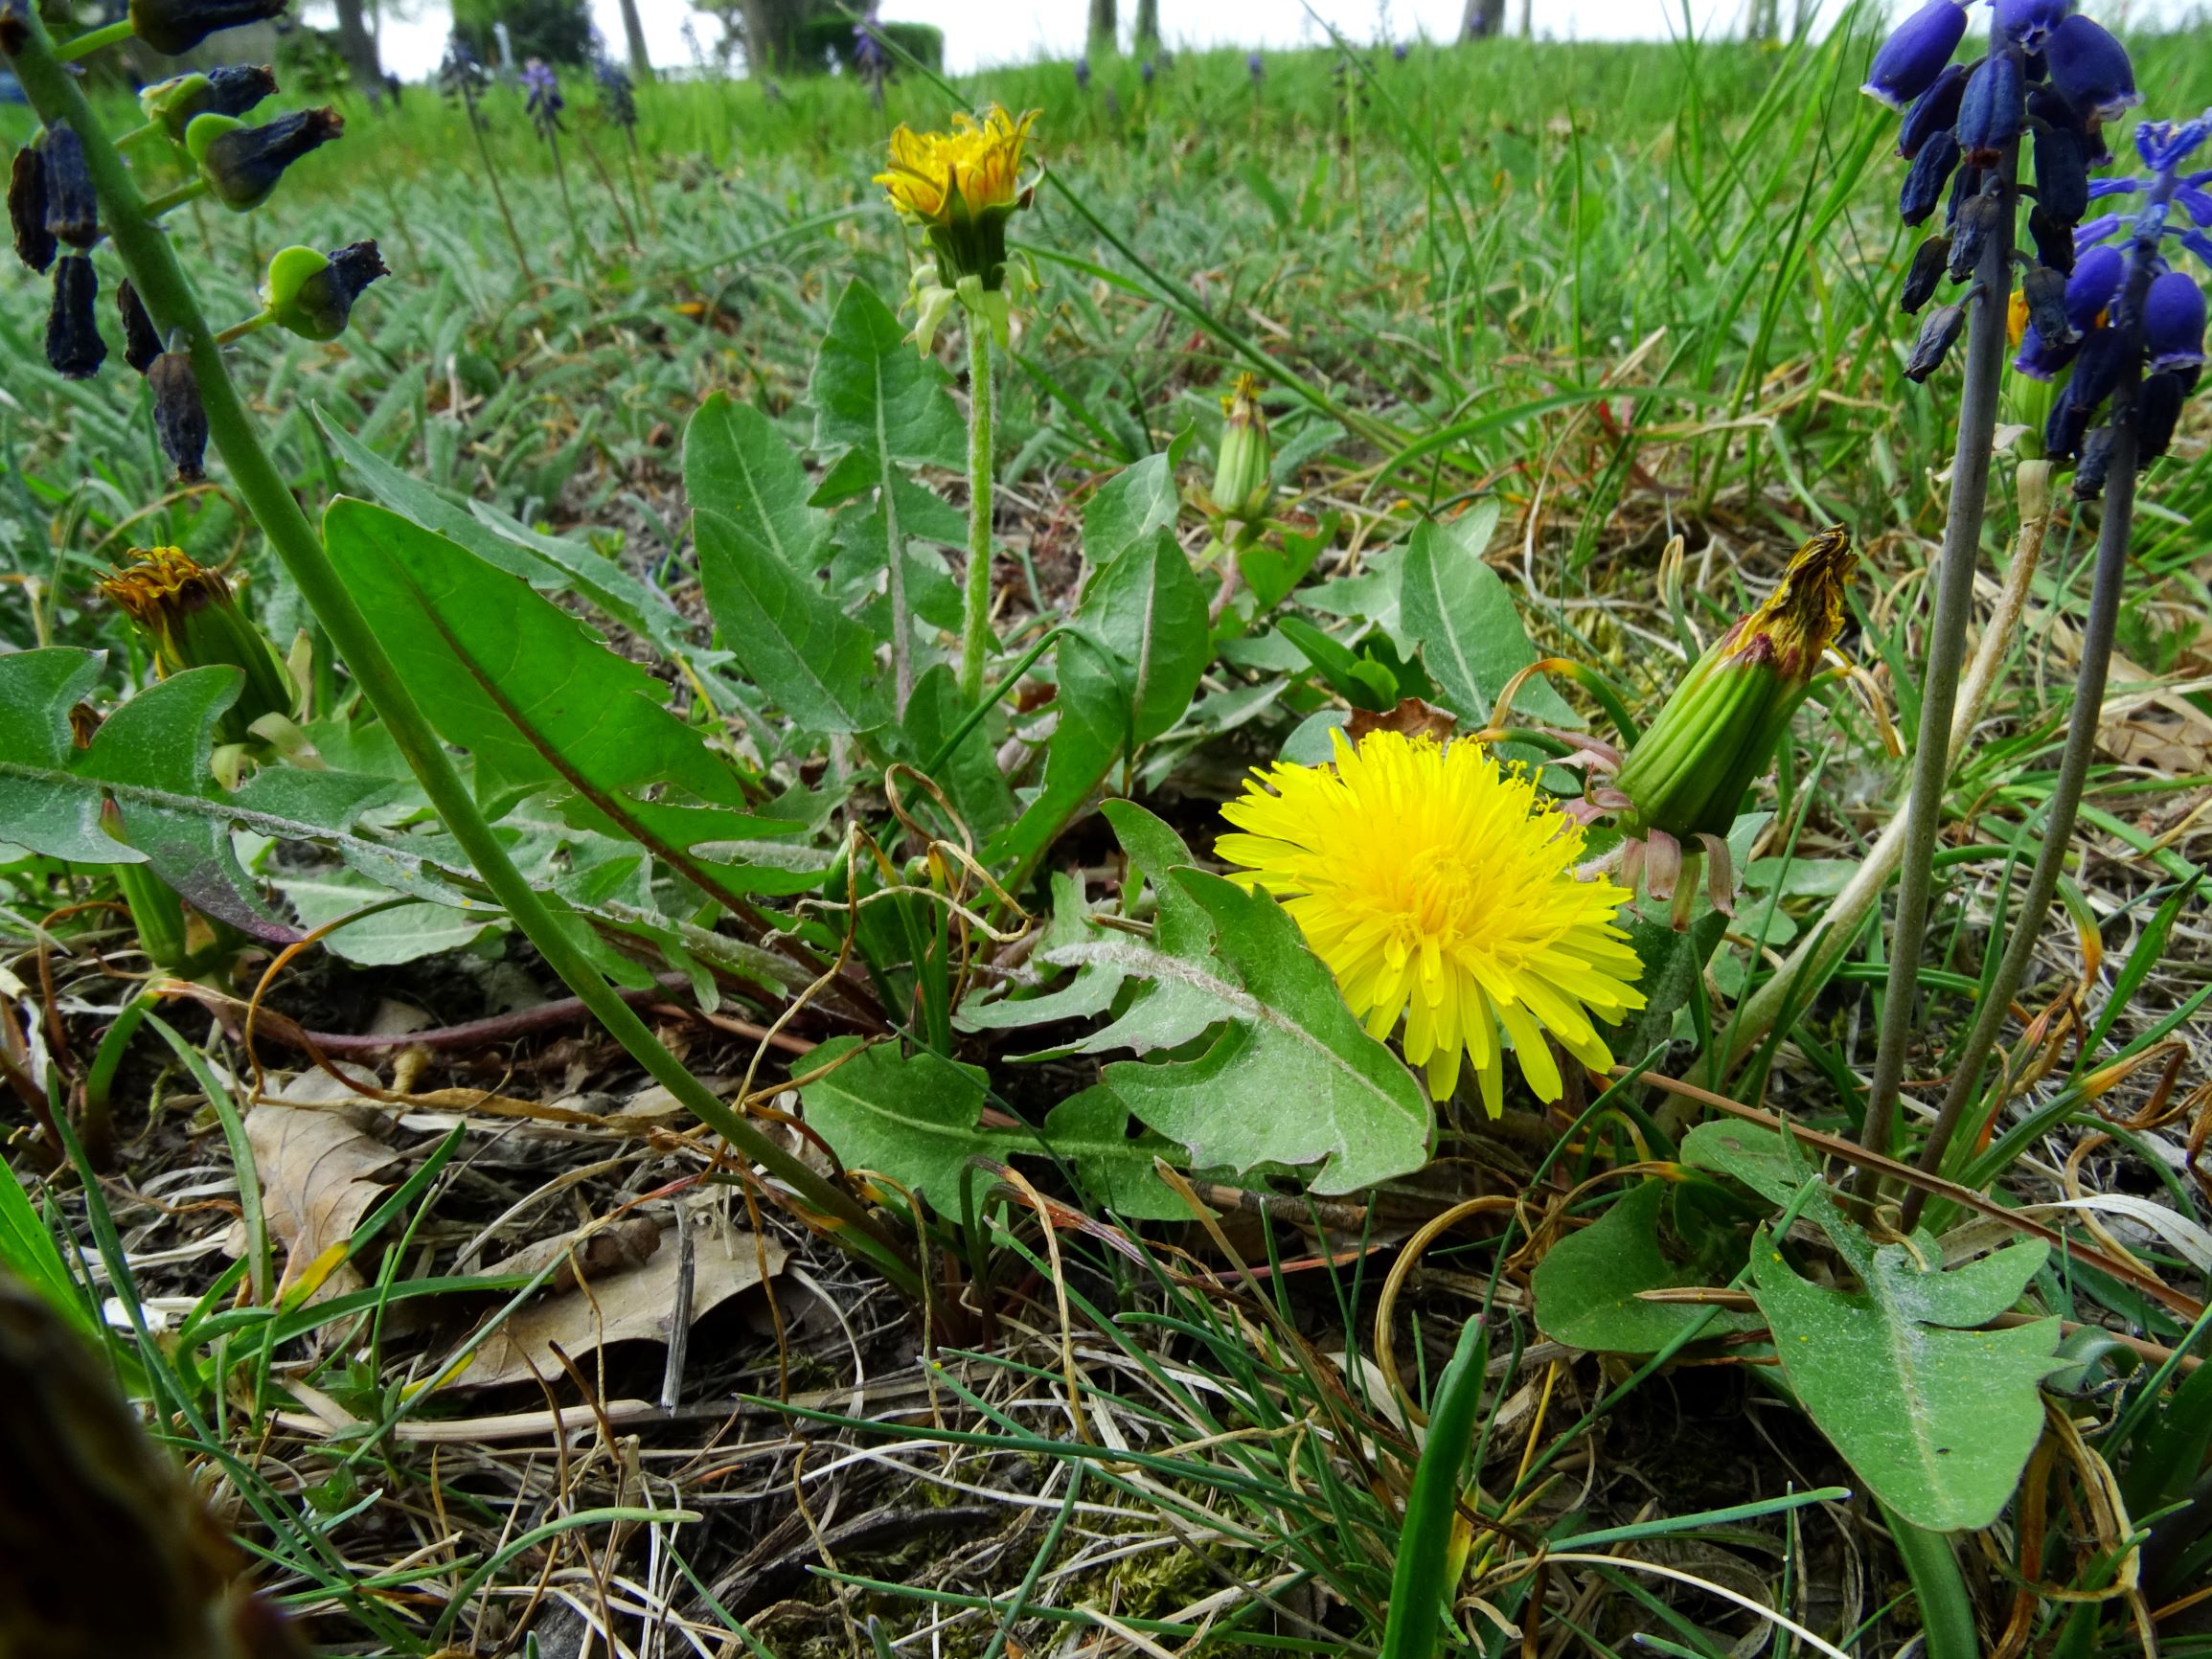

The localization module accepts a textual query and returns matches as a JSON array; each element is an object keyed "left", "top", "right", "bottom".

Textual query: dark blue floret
[
  {"left": 1902, "top": 129, "right": 1962, "bottom": 225},
  {"left": 1956, "top": 49, "right": 2026, "bottom": 165},
  {"left": 2145, "top": 269, "right": 2205, "bottom": 368},
  {"left": 2044, "top": 13, "right": 2137, "bottom": 124},
  {"left": 1899, "top": 63, "right": 1968, "bottom": 159},
  {"left": 1863, "top": 0, "right": 1969, "bottom": 108}
]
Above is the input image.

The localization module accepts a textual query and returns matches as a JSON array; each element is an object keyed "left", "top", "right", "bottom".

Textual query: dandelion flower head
[
  {"left": 1219, "top": 728, "right": 1646, "bottom": 1112},
  {"left": 876, "top": 104, "right": 1037, "bottom": 228}
]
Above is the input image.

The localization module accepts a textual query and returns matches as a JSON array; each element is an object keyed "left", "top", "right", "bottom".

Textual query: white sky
[
  {"left": 352, "top": 0, "right": 1862, "bottom": 82},
  {"left": 346, "top": 0, "right": 2193, "bottom": 82}
]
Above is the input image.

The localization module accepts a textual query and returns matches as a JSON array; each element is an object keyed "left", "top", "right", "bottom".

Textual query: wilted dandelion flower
[{"left": 1218, "top": 728, "right": 1646, "bottom": 1111}]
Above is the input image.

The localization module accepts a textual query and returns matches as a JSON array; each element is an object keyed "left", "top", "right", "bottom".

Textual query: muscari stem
[
  {"left": 960, "top": 319, "right": 998, "bottom": 704},
  {"left": 4, "top": 15, "right": 920, "bottom": 1299},
  {"left": 467, "top": 113, "right": 538, "bottom": 285},
  {"left": 1898, "top": 172, "right": 2178, "bottom": 1228},
  {"left": 1859, "top": 125, "right": 2019, "bottom": 1175}
]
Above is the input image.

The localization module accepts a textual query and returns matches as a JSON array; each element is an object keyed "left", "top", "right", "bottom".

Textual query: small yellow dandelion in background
[{"left": 1219, "top": 728, "right": 1647, "bottom": 1112}]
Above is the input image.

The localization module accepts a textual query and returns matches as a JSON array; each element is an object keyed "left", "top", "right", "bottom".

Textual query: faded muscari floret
[
  {"left": 1902, "top": 234, "right": 1951, "bottom": 311},
  {"left": 1899, "top": 63, "right": 1967, "bottom": 158},
  {"left": 148, "top": 352, "right": 208, "bottom": 482},
  {"left": 127, "top": 0, "right": 285, "bottom": 57},
  {"left": 1906, "top": 300, "right": 1971, "bottom": 379},
  {"left": 1901, "top": 128, "right": 1961, "bottom": 225},
  {"left": 9, "top": 143, "right": 54, "bottom": 272},
  {"left": 141, "top": 63, "right": 277, "bottom": 141},
  {"left": 117, "top": 277, "right": 162, "bottom": 373},
  {"left": 262, "top": 239, "right": 388, "bottom": 340},
  {"left": 187, "top": 106, "right": 342, "bottom": 211},
  {"left": 41, "top": 122, "right": 97, "bottom": 250},
  {"left": 46, "top": 253, "right": 103, "bottom": 379},
  {"left": 1948, "top": 187, "right": 2003, "bottom": 280},
  {"left": 1863, "top": 0, "right": 1968, "bottom": 108}
]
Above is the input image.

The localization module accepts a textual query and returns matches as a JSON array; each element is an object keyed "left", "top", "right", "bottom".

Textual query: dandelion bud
[
  {"left": 1900, "top": 128, "right": 1960, "bottom": 225},
  {"left": 1898, "top": 62, "right": 1967, "bottom": 159},
  {"left": 148, "top": 352, "right": 208, "bottom": 483},
  {"left": 1613, "top": 525, "right": 1856, "bottom": 843},
  {"left": 99, "top": 549, "right": 293, "bottom": 741},
  {"left": 187, "top": 107, "right": 342, "bottom": 213},
  {"left": 1995, "top": 0, "right": 2066, "bottom": 52},
  {"left": 2026, "top": 202, "right": 2076, "bottom": 271},
  {"left": 9, "top": 144, "right": 54, "bottom": 273},
  {"left": 2135, "top": 370, "right": 2183, "bottom": 461},
  {"left": 1862, "top": 0, "right": 1968, "bottom": 109},
  {"left": 2045, "top": 14, "right": 2138, "bottom": 124},
  {"left": 2019, "top": 261, "right": 2071, "bottom": 345},
  {"left": 1901, "top": 235, "right": 1950, "bottom": 312},
  {"left": 2145, "top": 270, "right": 2205, "bottom": 371},
  {"left": 1947, "top": 190, "right": 2001, "bottom": 280},
  {"left": 127, "top": 0, "right": 285, "bottom": 57},
  {"left": 140, "top": 64, "right": 277, "bottom": 141},
  {"left": 1904, "top": 301, "right": 1969, "bottom": 380},
  {"left": 2032, "top": 122, "right": 2088, "bottom": 225},
  {"left": 262, "top": 239, "right": 388, "bottom": 340},
  {"left": 117, "top": 276, "right": 162, "bottom": 373},
  {"left": 1211, "top": 373, "right": 1274, "bottom": 522},
  {"left": 45, "top": 253, "right": 104, "bottom": 380},
  {"left": 2070, "top": 424, "right": 2113, "bottom": 500},
  {"left": 1955, "top": 50, "right": 2025, "bottom": 166},
  {"left": 41, "top": 123, "right": 97, "bottom": 251}
]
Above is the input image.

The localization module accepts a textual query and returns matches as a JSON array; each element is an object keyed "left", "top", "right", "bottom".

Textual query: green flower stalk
[{"left": 1610, "top": 525, "right": 1856, "bottom": 878}]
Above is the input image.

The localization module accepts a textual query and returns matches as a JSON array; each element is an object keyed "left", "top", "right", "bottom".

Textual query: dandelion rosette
[{"left": 1218, "top": 728, "right": 1646, "bottom": 1112}]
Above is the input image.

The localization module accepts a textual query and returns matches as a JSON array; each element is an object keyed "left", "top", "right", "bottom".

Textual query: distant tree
[
  {"left": 614, "top": 0, "right": 652, "bottom": 79},
  {"left": 1087, "top": 0, "right": 1115, "bottom": 55},
  {"left": 1131, "top": 0, "right": 1156, "bottom": 51},
  {"left": 451, "top": 0, "right": 593, "bottom": 66},
  {"left": 1459, "top": 0, "right": 1508, "bottom": 36},
  {"left": 330, "top": 0, "right": 384, "bottom": 90}
]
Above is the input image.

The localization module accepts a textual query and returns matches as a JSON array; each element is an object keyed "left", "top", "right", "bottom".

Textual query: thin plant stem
[
  {"left": 1899, "top": 426, "right": 2135, "bottom": 1228},
  {"left": 960, "top": 319, "right": 998, "bottom": 704},
  {"left": 1859, "top": 126, "right": 2019, "bottom": 1174},
  {"left": 545, "top": 130, "right": 590, "bottom": 276},
  {"left": 142, "top": 178, "right": 207, "bottom": 216},
  {"left": 625, "top": 127, "right": 658, "bottom": 235},
  {"left": 54, "top": 17, "right": 132, "bottom": 60},
  {"left": 578, "top": 129, "right": 640, "bottom": 253},
  {"left": 4, "top": 11, "right": 920, "bottom": 1299},
  {"left": 467, "top": 114, "right": 538, "bottom": 285}
]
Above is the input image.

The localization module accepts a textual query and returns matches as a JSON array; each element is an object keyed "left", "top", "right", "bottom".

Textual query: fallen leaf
[
  {"left": 1348, "top": 696, "right": 1458, "bottom": 744},
  {"left": 448, "top": 1216, "right": 787, "bottom": 1390},
  {"left": 246, "top": 1070, "right": 401, "bottom": 1301}
]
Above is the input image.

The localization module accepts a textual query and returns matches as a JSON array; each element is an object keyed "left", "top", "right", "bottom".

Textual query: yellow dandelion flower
[
  {"left": 875, "top": 105, "right": 1038, "bottom": 294},
  {"left": 1218, "top": 728, "right": 1647, "bottom": 1112}
]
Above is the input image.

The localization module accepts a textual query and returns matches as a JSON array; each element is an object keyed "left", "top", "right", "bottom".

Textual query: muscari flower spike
[
  {"left": 596, "top": 57, "right": 637, "bottom": 128},
  {"left": 1218, "top": 726, "right": 1647, "bottom": 1111},
  {"left": 262, "top": 239, "right": 388, "bottom": 341},
  {"left": 187, "top": 107, "right": 343, "bottom": 212},
  {"left": 522, "top": 57, "right": 564, "bottom": 137},
  {"left": 127, "top": 0, "right": 285, "bottom": 57}
]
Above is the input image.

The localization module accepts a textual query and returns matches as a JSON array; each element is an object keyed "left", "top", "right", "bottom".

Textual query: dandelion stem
[
  {"left": 960, "top": 320, "right": 999, "bottom": 704},
  {"left": 1859, "top": 137, "right": 2018, "bottom": 1174},
  {"left": 3, "top": 7, "right": 920, "bottom": 1300}
]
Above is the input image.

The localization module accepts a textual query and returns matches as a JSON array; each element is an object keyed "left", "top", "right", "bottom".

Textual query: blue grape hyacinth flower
[{"left": 1863, "top": 0, "right": 1968, "bottom": 108}]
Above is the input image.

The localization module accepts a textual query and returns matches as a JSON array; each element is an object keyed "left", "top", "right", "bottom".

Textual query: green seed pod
[
  {"left": 1210, "top": 372, "right": 1274, "bottom": 523},
  {"left": 186, "top": 107, "right": 342, "bottom": 213},
  {"left": 1612, "top": 525, "right": 1857, "bottom": 842},
  {"left": 140, "top": 64, "right": 278, "bottom": 143},
  {"left": 262, "top": 239, "right": 387, "bottom": 341}
]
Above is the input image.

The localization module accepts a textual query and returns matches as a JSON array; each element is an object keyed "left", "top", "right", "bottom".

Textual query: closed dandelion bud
[
  {"left": 2027, "top": 203, "right": 2076, "bottom": 271},
  {"left": 1948, "top": 189, "right": 2001, "bottom": 280},
  {"left": 2045, "top": 13, "right": 2138, "bottom": 124},
  {"left": 41, "top": 123, "right": 97, "bottom": 250},
  {"left": 127, "top": 0, "right": 285, "bottom": 57},
  {"left": 874, "top": 105, "right": 1038, "bottom": 292},
  {"left": 1862, "top": 0, "right": 1968, "bottom": 109},
  {"left": 117, "top": 277, "right": 162, "bottom": 374},
  {"left": 1901, "top": 235, "right": 1950, "bottom": 311},
  {"left": 9, "top": 144, "right": 54, "bottom": 273},
  {"left": 1613, "top": 525, "right": 1856, "bottom": 843},
  {"left": 1955, "top": 50, "right": 2025, "bottom": 166},
  {"left": 1904, "top": 301, "right": 1969, "bottom": 380},
  {"left": 1210, "top": 373, "right": 1273, "bottom": 522},
  {"left": 45, "top": 253, "right": 104, "bottom": 380},
  {"left": 2021, "top": 261, "right": 2072, "bottom": 346},
  {"left": 1898, "top": 62, "right": 1967, "bottom": 159},
  {"left": 99, "top": 548, "right": 292, "bottom": 740},
  {"left": 140, "top": 64, "right": 277, "bottom": 142},
  {"left": 2146, "top": 270, "right": 2205, "bottom": 371},
  {"left": 1900, "top": 128, "right": 1960, "bottom": 225},
  {"left": 148, "top": 352, "right": 208, "bottom": 483},
  {"left": 2071, "top": 424, "right": 2113, "bottom": 499},
  {"left": 2135, "top": 371, "right": 2183, "bottom": 461},
  {"left": 2032, "top": 122, "right": 2088, "bottom": 224},
  {"left": 187, "top": 107, "right": 342, "bottom": 213},
  {"left": 262, "top": 239, "right": 387, "bottom": 341}
]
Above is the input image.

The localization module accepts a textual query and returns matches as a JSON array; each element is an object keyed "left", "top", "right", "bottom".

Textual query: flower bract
[{"left": 1218, "top": 728, "right": 1646, "bottom": 1111}]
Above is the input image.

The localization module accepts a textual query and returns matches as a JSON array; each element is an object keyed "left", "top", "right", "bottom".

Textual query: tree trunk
[
  {"left": 1461, "top": 0, "right": 1507, "bottom": 35},
  {"left": 740, "top": 0, "right": 802, "bottom": 73},
  {"left": 1131, "top": 0, "right": 1157, "bottom": 51},
  {"left": 615, "top": 0, "right": 653, "bottom": 80},
  {"left": 331, "top": 0, "right": 383, "bottom": 93},
  {"left": 1087, "top": 0, "right": 1116, "bottom": 54}
]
